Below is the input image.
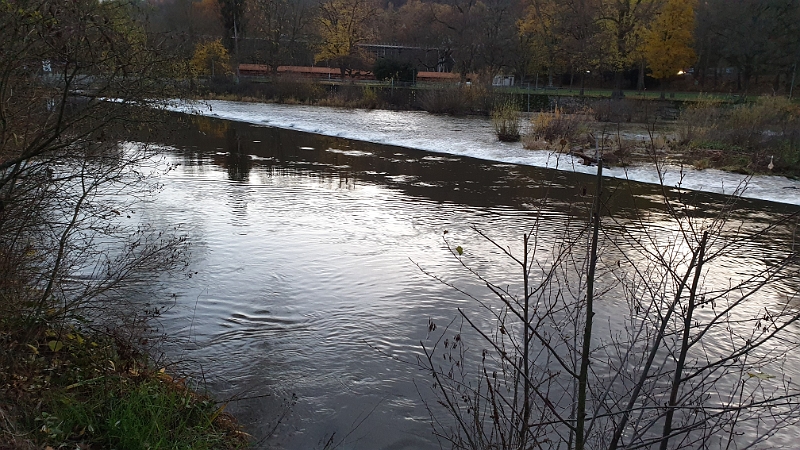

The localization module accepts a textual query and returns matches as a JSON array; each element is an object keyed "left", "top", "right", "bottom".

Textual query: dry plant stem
[
  {"left": 521, "top": 232, "right": 531, "bottom": 446},
  {"left": 574, "top": 156, "right": 602, "bottom": 450},
  {"left": 420, "top": 319, "right": 479, "bottom": 450},
  {"left": 607, "top": 218, "right": 708, "bottom": 450},
  {"left": 35, "top": 163, "right": 92, "bottom": 319},
  {"left": 658, "top": 230, "right": 708, "bottom": 450},
  {"left": 421, "top": 132, "right": 800, "bottom": 449}
]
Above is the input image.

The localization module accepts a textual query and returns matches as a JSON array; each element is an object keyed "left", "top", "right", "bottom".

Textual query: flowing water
[{"left": 136, "top": 106, "right": 800, "bottom": 449}]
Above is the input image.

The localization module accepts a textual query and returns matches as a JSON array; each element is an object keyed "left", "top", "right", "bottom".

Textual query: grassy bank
[{"left": 0, "top": 320, "right": 247, "bottom": 449}]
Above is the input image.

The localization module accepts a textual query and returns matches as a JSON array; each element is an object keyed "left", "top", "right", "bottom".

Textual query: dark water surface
[{"left": 138, "top": 114, "right": 800, "bottom": 449}]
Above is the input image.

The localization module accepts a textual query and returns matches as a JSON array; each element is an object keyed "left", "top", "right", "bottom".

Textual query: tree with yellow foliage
[
  {"left": 190, "top": 40, "right": 233, "bottom": 79},
  {"left": 598, "top": 0, "right": 664, "bottom": 98},
  {"left": 315, "top": 0, "right": 377, "bottom": 79},
  {"left": 518, "top": 0, "right": 564, "bottom": 88},
  {"left": 643, "top": 0, "right": 696, "bottom": 98}
]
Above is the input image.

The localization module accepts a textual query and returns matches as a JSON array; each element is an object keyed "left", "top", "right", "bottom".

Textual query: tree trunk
[
  {"left": 580, "top": 71, "right": 586, "bottom": 97},
  {"left": 713, "top": 65, "right": 718, "bottom": 88},
  {"left": 570, "top": 63, "right": 575, "bottom": 88},
  {"left": 612, "top": 71, "right": 624, "bottom": 99},
  {"left": 637, "top": 58, "right": 645, "bottom": 91}
]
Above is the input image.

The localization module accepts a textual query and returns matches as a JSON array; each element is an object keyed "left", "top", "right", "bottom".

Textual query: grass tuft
[{"left": 492, "top": 99, "right": 521, "bottom": 142}]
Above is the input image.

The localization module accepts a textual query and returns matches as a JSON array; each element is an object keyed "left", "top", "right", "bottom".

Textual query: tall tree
[
  {"left": 597, "top": 0, "right": 663, "bottom": 97},
  {"left": 314, "top": 0, "right": 377, "bottom": 78},
  {"left": 560, "top": 0, "right": 602, "bottom": 94},
  {"left": 218, "top": 0, "right": 245, "bottom": 60},
  {"left": 431, "top": 0, "right": 485, "bottom": 82},
  {"left": 765, "top": 0, "right": 800, "bottom": 95},
  {"left": 642, "top": 0, "right": 696, "bottom": 98},
  {"left": 701, "top": 0, "right": 778, "bottom": 93},
  {"left": 246, "top": 0, "right": 313, "bottom": 72},
  {"left": 518, "top": 0, "right": 564, "bottom": 87},
  {"left": 474, "top": 0, "right": 519, "bottom": 82}
]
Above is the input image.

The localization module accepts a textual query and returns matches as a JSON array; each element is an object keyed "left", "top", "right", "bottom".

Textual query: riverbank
[{"left": 0, "top": 320, "right": 248, "bottom": 449}]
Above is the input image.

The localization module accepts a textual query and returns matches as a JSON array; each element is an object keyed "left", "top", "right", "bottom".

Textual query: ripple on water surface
[{"left": 144, "top": 115, "right": 800, "bottom": 449}]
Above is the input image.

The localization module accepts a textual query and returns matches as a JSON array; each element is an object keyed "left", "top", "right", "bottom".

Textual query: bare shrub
[
  {"left": 679, "top": 96, "right": 800, "bottom": 173},
  {"left": 492, "top": 99, "right": 521, "bottom": 142},
  {"left": 523, "top": 107, "right": 594, "bottom": 150},
  {"left": 417, "top": 87, "right": 468, "bottom": 114},
  {"left": 0, "top": 0, "right": 188, "bottom": 340},
  {"left": 592, "top": 99, "right": 673, "bottom": 123},
  {"left": 416, "top": 85, "right": 493, "bottom": 115},
  {"left": 420, "top": 165, "right": 800, "bottom": 450},
  {"left": 271, "top": 78, "right": 326, "bottom": 103},
  {"left": 677, "top": 96, "right": 727, "bottom": 144}
]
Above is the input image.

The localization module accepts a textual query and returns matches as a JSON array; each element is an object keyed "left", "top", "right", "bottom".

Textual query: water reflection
[
  {"left": 225, "top": 127, "right": 252, "bottom": 182},
  {"left": 135, "top": 113, "right": 800, "bottom": 449}
]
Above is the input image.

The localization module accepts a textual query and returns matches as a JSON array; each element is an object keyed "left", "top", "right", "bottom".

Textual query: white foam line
[{"left": 166, "top": 100, "right": 800, "bottom": 206}]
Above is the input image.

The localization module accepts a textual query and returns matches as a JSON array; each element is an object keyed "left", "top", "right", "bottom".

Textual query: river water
[{"left": 137, "top": 106, "right": 800, "bottom": 449}]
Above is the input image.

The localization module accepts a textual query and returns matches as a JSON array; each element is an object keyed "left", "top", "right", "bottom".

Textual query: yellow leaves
[
  {"left": 642, "top": 0, "right": 696, "bottom": 80},
  {"left": 67, "top": 332, "right": 85, "bottom": 345},
  {"left": 517, "top": 0, "right": 563, "bottom": 71},
  {"left": 208, "top": 403, "right": 228, "bottom": 423},
  {"left": 190, "top": 40, "right": 233, "bottom": 78},
  {"left": 314, "top": 0, "right": 375, "bottom": 64}
]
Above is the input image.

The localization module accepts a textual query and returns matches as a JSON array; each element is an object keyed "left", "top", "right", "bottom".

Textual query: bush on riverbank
[
  {"left": 198, "top": 78, "right": 536, "bottom": 115},
  {"left": 492, "top": 99, "right": 522, "bottom": 142},
  {"left": 523, "top": 107, "right": 594, "bottom": 151},
  {"left": 679, "top": 96, "right": 800, "bottom": 175},
  {"left": 196, "top": 78, "right": 800, "bottom": 175}
]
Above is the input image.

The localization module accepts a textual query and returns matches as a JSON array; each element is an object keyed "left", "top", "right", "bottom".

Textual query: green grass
[
  {"left": 106, "top": 381, "right": 228, "bottom": 450},
  {"left": 36, "top": 377, "right": 235, "bottom": 449},
  {"left": 1, "top": 323, "right": 247, "bottom": 449}
]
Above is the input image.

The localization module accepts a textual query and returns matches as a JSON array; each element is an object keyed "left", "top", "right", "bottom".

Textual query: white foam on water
[{"left": 167, "top": 100, "right": 800, "bottom": 206}]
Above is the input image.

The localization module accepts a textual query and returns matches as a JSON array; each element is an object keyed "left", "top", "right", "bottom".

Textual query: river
[{"left": 136, "top": 105, "right": 800, "bottom": 449}]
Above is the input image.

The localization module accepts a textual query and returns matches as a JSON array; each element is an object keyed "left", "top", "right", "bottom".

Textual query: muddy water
[{"left": 138, "top": 113, "right": 799, "bottom": 449}]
